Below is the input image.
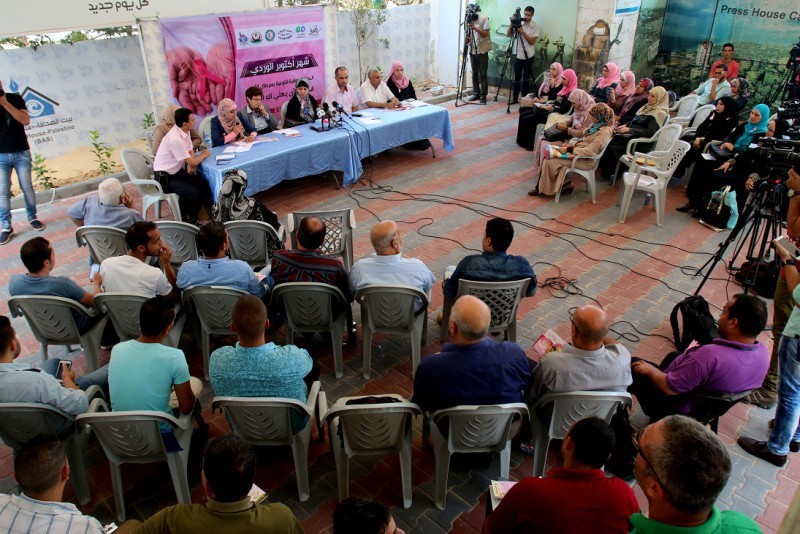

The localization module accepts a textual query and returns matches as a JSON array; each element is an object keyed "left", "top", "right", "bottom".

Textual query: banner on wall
[{"left": 160, "top": 8, "right": 326, "bottom": 118}]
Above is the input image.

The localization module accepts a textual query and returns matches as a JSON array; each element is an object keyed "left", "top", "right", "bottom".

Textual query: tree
[
  {"left": 0, "top": 27, "right": 136, "bottom": 50},
  {"left": 335, "top": 0, "right": 390, "bottom": 82}
]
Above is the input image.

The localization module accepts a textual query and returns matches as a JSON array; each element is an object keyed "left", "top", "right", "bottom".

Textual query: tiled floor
[{"left": 0, "top": 98, "right": 794, "bottom": 532}]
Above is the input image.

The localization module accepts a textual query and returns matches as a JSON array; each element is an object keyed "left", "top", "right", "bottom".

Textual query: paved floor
[{"left": 0, "top": 98, "right": 794, "bottom": 532}]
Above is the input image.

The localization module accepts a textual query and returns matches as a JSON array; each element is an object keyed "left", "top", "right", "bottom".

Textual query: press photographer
[
  {"left": 465, "top": 4, "right": 491, "bottom": 104},
  {"left": 505, "top": 6, "right": 540, "bottom": 105}
]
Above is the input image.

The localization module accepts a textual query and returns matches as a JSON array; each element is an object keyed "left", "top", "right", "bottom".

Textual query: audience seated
[
  {"left": 385, "top": 61, "right": 432, "bottom": 150},
  {"left": 211, "top": 98, "right": 256, "bottom": 147},
  {"left": 151, "top": 104, "right": 203, "bottom": 156},
  {"left": 629, "top": 294, "right": 769, "bottom": 422},
  {"left": 177, "top": 221, "right": 271, "bottom": 296},
  {"left": 323, "top": 66, "right": 361, "bottom": 114},
  {"left": 526, "top": 304, "right": 632, "bottom": 403},
  {"left": 675, "top": 96, "right": 738, "bottom": 179},
  {"left": 516, "top": 65, "right": 574, "bottom": 151},
  {"left": 443, "top": 217, "right": 536, "bottom": 299},
  {"left": 333, "top": 498, "right": 405, "bottom": 534},
  {"left": 709, "top": 43, "right": 740, "bottom": 81},
  {"left": 607, "top": 70, "right": 636, "bottom": 115},
  {"left": 100, "top": 221, "right": 178, "bottom": 300},
  {"left": 9, "top": 237, "right": 103, "bottom": 333},
  {"left": 135, "top": 435, "right": 302, "bottom": 533},
  {"left": 632, "top": 415, "right": 761, "bottom": 532},
  {"left": 0, "top": 434, "right": 139, "bottom": 533},
  {"left": 0, "top": 316, "right": 109, "bottom": 431},
  {"left": 109, "top": 297, "right": 203, "bottom": 433},
  {"left": 614, "top": 77, "right": 653, "bottom": 125},
  {"left": 210, "top": 295, "right": 315, "bottom": 433},
  {"left": 68, "top": 178, "right": 142, "bottom": 230},
  {"left": 727, "top": 77, "right": 749, "bottom": 111},
  {"left": 587, "top": 63, "right": 620, "bottom": 104},
  {"left": 482, "top": 417, "right": 638, "bottom": 533},
  {"left": 284, "top": 79, "right": 319, "bottom": 128},
  {"left": 243, "top": 86, "right": 279, "bottom": 135},
  {"left": 689, "top": 64, "right": 731, "bottom": 106},
  {"left": 360, "top": 68, "right": 401, "bottom": 110},
  {"left": 412, "top": 296, "right": 531, "bottom": 413},
  {"left": 350, "top": 220, "right": 435, "bottom": 313}
]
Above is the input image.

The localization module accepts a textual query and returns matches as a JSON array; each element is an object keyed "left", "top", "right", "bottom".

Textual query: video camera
[
  {"left": 749, "top": 138, "right": 800, "bottom": 183},
  {"left": 465, "top": 3, "right": 481, "bottom": 23},
  {"left": 777, "top": 99, "right": 800, "bottom": 139},
  {"left": 510, "top": 7, "right": 523, "bottom": 30}
]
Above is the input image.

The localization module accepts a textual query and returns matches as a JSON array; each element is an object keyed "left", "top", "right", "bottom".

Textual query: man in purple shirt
[{"left": 629, "top": 294, "right": 769, "bottom": 421}]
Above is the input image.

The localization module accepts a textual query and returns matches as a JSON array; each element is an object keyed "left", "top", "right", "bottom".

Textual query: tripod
[
  {"left": 765, "top": 60, "right": 800, "bottom": 107},
  {"left": 455, "top": 20, "right": 485, "bottom": 107},
  {"left": 694, "top": 177, "right": 785, "bottom": 295},
  {"left": 494, "top": 25, "right": 530, "bottom": 114}
]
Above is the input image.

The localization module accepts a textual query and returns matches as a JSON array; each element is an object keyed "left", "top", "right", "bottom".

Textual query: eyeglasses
[
  {"left": 632, "top": 428, "right": 665, "bottom": 488},
  {"left": 714, "top": 71, "right": 725, "bottom": 76}
]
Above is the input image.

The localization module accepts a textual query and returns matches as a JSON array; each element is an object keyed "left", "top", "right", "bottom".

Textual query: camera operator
[
  {"left": 506, "top": 6, "right": 539, "bottom": 105},
  {"left": 466, "top": 6, "right": 491, "bottom": 104},
  {"left": 0, "top": 80, "right": 45, "bottom": 246}
]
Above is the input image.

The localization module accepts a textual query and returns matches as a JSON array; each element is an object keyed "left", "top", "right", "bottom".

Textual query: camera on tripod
[
  {"left": 465, "top": 3, "right": 481, "bottom": 23},
  {"left": 750, "top": 138, "right": 800, "bottom": 184},
  {"left": 510, "top": 7, "right": 523, "bottom": 30}
]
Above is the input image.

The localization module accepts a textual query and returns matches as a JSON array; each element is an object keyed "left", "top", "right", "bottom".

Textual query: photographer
[
  {"left": 0, "top": 80, "right": 45, "bottom": 246},
  {"left": 466, "top": 6, "right": 491, "bottom": 104},
  {"left": 506, "top": 6, "right": 539, "bottom": 105}
]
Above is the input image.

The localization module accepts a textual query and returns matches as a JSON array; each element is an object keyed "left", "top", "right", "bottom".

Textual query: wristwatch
[{"left": 783, "top": 259, "right": 797, "bottom": 268}]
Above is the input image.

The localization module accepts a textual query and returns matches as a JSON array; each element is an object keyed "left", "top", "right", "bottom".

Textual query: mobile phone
[
  {"left": 55, "top": 361, "right": 72, "bottom": 380},
  {"left": 775, "top": 235, "right": 800, "bottom": 259}
]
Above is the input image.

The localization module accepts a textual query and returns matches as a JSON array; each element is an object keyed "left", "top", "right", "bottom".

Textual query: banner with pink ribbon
[{"left": 159, "top": 7, "right": 326, "bottom": 118}]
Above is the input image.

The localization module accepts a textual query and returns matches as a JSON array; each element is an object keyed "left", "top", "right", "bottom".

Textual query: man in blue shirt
[
  {"left": 443, "top": 217, "right": 536, "bottom": 299},
  {"left": 210, "top": 295, "right": 314, "bottom": 433},
  {"left": 177, "top": 221, "right": 271, "bottom": 297},
  {"left": 67, "top": 178, "right": 142, "bottom": 229}
]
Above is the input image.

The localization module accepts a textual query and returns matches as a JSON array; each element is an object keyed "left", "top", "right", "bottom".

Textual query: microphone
[
  {"left": 332, "top": 100, "right": 350, "bottom": 117},
  {"left": 316, "top": 107, "right": 326, "bottom": 120},
  {"left": 322, "top": 102, "right": 331, "bottom": 119}
]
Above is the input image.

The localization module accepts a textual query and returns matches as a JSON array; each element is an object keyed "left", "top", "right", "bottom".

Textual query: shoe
[
  {"left": 561, "top": 183, "right": 574, "bottom": 195},
  {"left": 745, "top": 387, "right": 778, "bottom": 409},
  {"left": 30, "top": 220, "right": 45, "bottom": 231},
  {"left": 676, "top": 202, "right": 693, "bottom": 213},
  {"left": 480, "top": 96, "right": 487, "bottom": 104},
  {"left": 0, "top": 228, "right": 12, "bottom": 245},
  {"left": 528, "top": 186, "right": 540, "bottom": 196},
  {"left": 767, "top": 419, "right": 800, "bottom": 452},
  {"left": 692, "top": 211, "right": 702, "bottom": 219},
  {"left": 737, "top": 436, "right": 787, "bottom": 467},
  {"left": 468, "top": 94, "right": 480, "bottom": 102},
  {"left": 510, "top": 99, "right": 519, "bottom": 105}
]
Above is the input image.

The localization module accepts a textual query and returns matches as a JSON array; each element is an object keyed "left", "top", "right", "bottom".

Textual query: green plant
[
  {"left": 32, "top": 153, "right": 57, "bottom": 189},
  {"left": 334, "top": 0, "right": 390, "bottom": 82},
  {"left": 141, "top": 112, "right": 155, "bottom": 130},
  {"left": 89, "top": 130, "right": 116, "bottom": 176}
]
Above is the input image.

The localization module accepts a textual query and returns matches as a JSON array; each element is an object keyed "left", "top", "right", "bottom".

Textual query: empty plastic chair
[{"left": 611, "top": 123, "right": 683, "bottom": 187}]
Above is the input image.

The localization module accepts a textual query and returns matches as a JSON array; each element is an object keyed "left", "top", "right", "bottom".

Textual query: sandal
[
  {"left": 561, "top": 182, "right": 574, "bottom": 195},
  {"left": 528, "top": 186, "right": 540, "bottom": 196}
]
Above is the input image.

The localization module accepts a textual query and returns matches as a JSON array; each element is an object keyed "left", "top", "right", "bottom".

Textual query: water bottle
[{"left": 204, "top": 132, "right": 212, "bottom": 150}]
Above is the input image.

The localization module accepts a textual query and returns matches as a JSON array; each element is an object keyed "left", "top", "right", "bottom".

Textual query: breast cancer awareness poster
[{"left": 160, "top": 7, "right": 326, "bottom": 117}]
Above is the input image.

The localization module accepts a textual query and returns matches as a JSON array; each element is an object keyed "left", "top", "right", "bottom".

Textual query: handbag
[
  {"left": 700, "top": 186, "right": 737, "bottom": 230},
  {"left": 542, "top": 124, "right": 569, "bottom": 142},
  {"left": 708, "top": 143, "right": 731, "bottom": 160}
]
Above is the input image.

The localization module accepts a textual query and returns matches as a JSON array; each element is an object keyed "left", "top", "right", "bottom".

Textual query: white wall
[{"left": 429, "top": 0, "right": 462, "bottom": 87}]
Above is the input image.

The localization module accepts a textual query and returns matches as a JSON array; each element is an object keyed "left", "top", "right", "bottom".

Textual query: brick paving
[{"left": 0, "top": 99, "right": 794, "bottom": 532}]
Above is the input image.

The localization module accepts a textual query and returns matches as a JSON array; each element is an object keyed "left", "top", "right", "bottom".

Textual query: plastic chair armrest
[
  {"left": 87, "top": 397, "right": 110, "bottom": 413},
  {"left": 306, "top": 381, "right": 321, "bottom": 417},
  {"left": 84, "top": 385, "right": 106, "bottom": 403}
]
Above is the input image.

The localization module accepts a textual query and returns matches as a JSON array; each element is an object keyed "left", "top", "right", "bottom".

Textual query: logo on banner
[
  {"left": 277, "top": 29, "right": 293, "bottom": 40},
  {"left": 265, "top": 29, "right": 276, "bottom": 42},
  {"left": 238, "top": 32, "right": 249, "bottom": 44},
  {"left": 295, "top": 25, "right": 306, "bottom": 38},
  {"left": 21, "top": 88, "right": 59, "bottom": 119},
  {"left": 250, "top": 32, "right": 263, "bottom": 43},
  {"left": 241, "top": 54, "right": 319, "bottom": 77},
  {"left": 309, "top": 25, "right": 321, "bottom": 38}
]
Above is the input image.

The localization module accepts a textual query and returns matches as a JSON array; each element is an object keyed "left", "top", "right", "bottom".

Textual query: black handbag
[{"left": 700, "top": 185, "right": 733, "bottom": 230}]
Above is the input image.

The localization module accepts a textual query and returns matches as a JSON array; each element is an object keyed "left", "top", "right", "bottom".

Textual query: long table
[{"left": 200, "top": 103, "right": 455, "bottom": 199}]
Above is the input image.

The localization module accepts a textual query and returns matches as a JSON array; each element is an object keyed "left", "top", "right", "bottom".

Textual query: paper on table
[
  {"left": 406, "top": 100, "right": 430, "bottom": 108},
  {"left": 278, "top": 129, "right": 302, "bottom": 137},
  {"left": 357, "top": 117, "right": 381, "bottom": 124},
  {"left": 253, "top": 137, "right": 278, "bottom": 143},
  {"left": 223, "top": 144, "right": 253, "bottom": 153}
]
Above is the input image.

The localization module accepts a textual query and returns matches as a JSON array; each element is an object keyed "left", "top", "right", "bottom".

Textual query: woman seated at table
[
  {"left": 679, "top": 103, "right": 770, "bottom": 215},
  {"left": 607, "top": 70, "right": 636, "bottom": 116},
  {"left": 385, "top": 61, "right": 432, "bottom": 151},
  {"left": 530, "top": 103, "right": 614, "bottom": 198},
  {"left": 588, "top": 63, "right": 620, "bottom": 103},
  {"left": 211, "top": 98, "right": 257, "bottom": 147},
  {"left": 284, "top": 78, "right": 319, "bottom": 128},
  {"left": 516, "top": 65, "right": 576, "bottom": 151},
  {"left": 614, "top": 78, "right": 653, "bottom": 125},
  {"left": 598, "top": 86, "right": 670, "bottom": 180}
]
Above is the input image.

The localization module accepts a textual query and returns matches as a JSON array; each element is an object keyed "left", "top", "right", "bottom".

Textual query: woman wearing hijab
[
  {"left": 385, "top": 62, "right": 432, "bottom": 150},
  {"left": 616, "top": 78, "right": 653, "bottom": 125},
  {"left": 516, "top": 66, "right": 575, "bottom": 150},
  {"left": 588, "top": 63, "right": 620, "bottom": 103},
  {"left": 607, "top": 70, "right": 636, "bottom": 114},
  {"left": 210, "top": 98, "right": 257, "bottom": 147},
  {"left": 285, "top": 78, "right": 319, "bottom": 127},
  {"left": 151, "top": 104, "right": 204, "bottom": 155},
  {"left": 725, "top": 77, "right": 750, "bottom": 112},
  {"left": 679, "top": 103, "right": 771, "bottom": 215},
  {"left": 675, "top": 96, "right": 739, "bottom": 178},
  {"left": 599, "top": 86, "right": 670, "bottom": 180},
  {"left": 531, "top": 103, "right": 614, "bottom": 197}
]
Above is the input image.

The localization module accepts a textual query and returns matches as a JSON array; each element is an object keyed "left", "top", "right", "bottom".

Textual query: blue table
[{"left": 201, "top": 103, "right": 454, "bottom": 199}]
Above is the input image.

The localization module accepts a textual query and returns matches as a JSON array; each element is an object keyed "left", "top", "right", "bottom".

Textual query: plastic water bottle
[{"left": 204, "top": 132, "right": 212, "bottom": 149}]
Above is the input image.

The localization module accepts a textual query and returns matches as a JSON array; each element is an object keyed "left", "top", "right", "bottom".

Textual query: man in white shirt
[
  {"left": 360, "top": 69, "right": 401, "bottom": 110},
  {"left": 506, "top": 6, "right": 539, "bottom": 104},
  {"left": 152, "top": 107, "right": 211, "bottom": 223},
  {"left": 690, "top": 65, "right": 731, "bottom": 106},
  {"left": 323, "top": 66, "right": 361, "bottom": 113},
  {"left": 100, "top": 221, "right": 178, "bottom": 301}
]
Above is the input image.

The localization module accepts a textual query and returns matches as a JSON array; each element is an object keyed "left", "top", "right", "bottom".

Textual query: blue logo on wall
[{"left": 6, "top": 79, "right": 59, "bottom": 119}]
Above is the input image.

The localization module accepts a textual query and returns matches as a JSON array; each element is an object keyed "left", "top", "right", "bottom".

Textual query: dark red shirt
[
  {"left": 482, "top": 468, "right": 639, "bottom": 534},
  {"left": 270, "top": 249, "right": 351, "bottom": 302}
]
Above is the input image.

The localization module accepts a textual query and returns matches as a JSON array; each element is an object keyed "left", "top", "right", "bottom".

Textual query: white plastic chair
[
  {"left": 76, "top": 401, "right": 194, "bottom": 522},
  {"left": 355, "top": 284, "right": 428, "bottom": 379},
  {"left": 423, "top": 403, "right": 528, "bottom": 510},
  {"left": 144, "top": 125, "right": 157, "bottom": 155},
  {"left": 611, "top": 123, "right": 683, "bottom": 187},
  {"left": 670, "top": 94, "right": 699, "bottom": 119},
  {"left": 75, "top": 226, "right": 128, "bottom": 264},
  {"left": 271, "top": 283, "right": 349, "bottom": 378},
  {"left": 8, "top": 296, "right": 107, "bottom": 371},
  {"left": 555, "top": 135, "right": 613, "bottom": 204},
  {"left": 224, "top": 220, "right": 285, "bottom": 272},
  {"left": 280, "top": 101, "right": 289, "bottom": 129},
  {"left": 211, "top": 380, "right": 321, "bottom": 502},
  {"left": 198, "top": 116, "right": 213, "bottom": 147},
  {"left": 355, "top": 87, "right": 364, "bottom": 110},
  {"left": 120, "top": 148, "right": 182, "bottom": 221},
  {"left": 155, "top": 221, "right": 199, "bottom": 267},
  {"left": 287, "top": 208, "right": 356, "bottom": 272},
  {"left": 617, "top": 140, "right": 690, "bottom": 226},
  {"left": 440, "top": 278, "right": 530, "bottom": 343},
  {"left": 672, "top": 103, "right": 715, "bottom": 133},
  {"left": 94, "top": 293, "right": 185, "bottom": 347},
  {"left": 529, "top": 391, "right": 632, "bottom": 477},
  {"left": 319, "top": 392, "right": 420, "bottom": 508}
]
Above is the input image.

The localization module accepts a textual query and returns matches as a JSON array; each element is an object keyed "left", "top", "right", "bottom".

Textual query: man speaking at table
[
  {"left": 324, "top": 66, "right": 361, "bottom": 113},
  {"left": 360, "top": 69, "right": 402, "bottom": 110}
]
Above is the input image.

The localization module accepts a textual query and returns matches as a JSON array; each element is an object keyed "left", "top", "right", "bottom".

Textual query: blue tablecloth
[{"left": 201, "top": 103, "right": 454, "bottom": 199}]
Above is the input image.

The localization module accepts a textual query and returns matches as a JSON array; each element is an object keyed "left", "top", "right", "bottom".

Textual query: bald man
[
  {"left": 349, "top": 220, "right": 435, "bottom": 313},
  {"left": 412, "top": 295, "right": 531, "bottom": 413},
  {"left": 526, "top": 305, "right": 632, "bottom": 403}
]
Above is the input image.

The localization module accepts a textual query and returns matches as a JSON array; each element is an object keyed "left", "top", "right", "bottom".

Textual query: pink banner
[{"left": 160, "top": 7, "right": 326, "bottom": 117}]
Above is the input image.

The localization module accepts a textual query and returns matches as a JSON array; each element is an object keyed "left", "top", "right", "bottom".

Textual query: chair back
[
  {"left": 76, "top": 411, "right": 176, "bottom": 463},
  {"left": 686, "top": 389, "right": 753, "bottom": 432},
  {"left": 75, "top": 226, "right": 128, "bottom": 264},
  {"left": 0, "top": 403, "right": 75, "bottom": 449},
  {"left": 287, "top": 209, "right": 356, "bottom": 271},
  {"left": 212, "top": 397, "right": 312, "bottom": 446},
  {"left": 183, "top": 286, "right": 246, "bottom": 335},
  {"left": 533, "top": 391, "right": 632, "bottom": 440},
  {"left": 224, "top": 220, "right": 284, "bottom": 271},
  {"left": 456, "top": 278, "right": 529, "bottom": 333},
  {"left": 650, "top": 140, "right": 690, "bottom": 181},
  {"left": 271, "top": 283, "right": 348, "bottom": 331},
  {"left": 199, "top": 117, "right": 213, "bottom": 146},
  {"left": 144, "top": 126, "right": 156, "bottom": 155},
  {"left": 652, "top": 123, "right": 683, "bottom": 153},
  {"left": 674, "top": 94, "right": 699, "bottom": 118},
  {"left": 690, "top": 104, "right": 715, "bottom": 128},
  {"left": 323, "top": 402, "right": 420, "bottom": 456},
  {"left": 155, "top": 221, "right": 199, "bottom": 265},
  {"left": 94, "top": 293, "right": 146, "bottom": 341},
  {"left": 120, "top": 148, "right": 163, "bottom": 197},
  {"left": 432, "top": 404, "right": 528, "bottom": 454},
  {"left": 8, "top": 296, "right": 90, "bottom": 345},
  {"left": 356, "top": 284, "right": 427, "bottom": 335},
  {"left": 280, "top": 101, "right": 289, "bottom": 128}
]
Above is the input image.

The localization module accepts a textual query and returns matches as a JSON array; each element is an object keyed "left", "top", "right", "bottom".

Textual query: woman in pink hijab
[
  {"left": 386, "top": 61, "right": 431, "bottom": 150},
  {"left": 516, "top": 68, "right": 577, "bottom": 150},
  {"left": 608, "top": 70, "right": 636, "bottom": 114},
  {"left": 588, "top": 62, "right": 620, "bottom": 103},
  {"left": 210, "top": 98, "right": 256, "bottom": 147}
]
